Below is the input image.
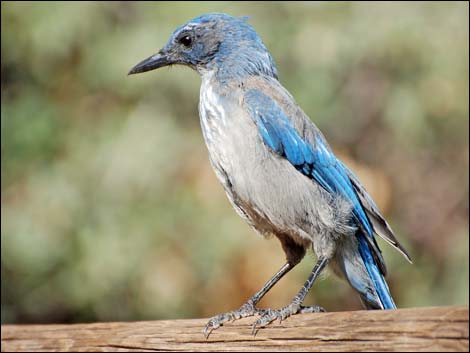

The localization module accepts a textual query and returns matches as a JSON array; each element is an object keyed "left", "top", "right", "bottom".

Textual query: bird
[{"left": 128, "top": 13, "right": 412, "bottom": 337}]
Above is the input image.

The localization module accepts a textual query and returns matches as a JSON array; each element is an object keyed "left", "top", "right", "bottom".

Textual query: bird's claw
[
  {"left": 251, "top": 304, "right": 325, "bottom": 336},
  {"left": 203, "top": 301, "right": 259, "bottom": 339},
  {"left": 204, "top": 301, "right": 324, "bottom": 338}
]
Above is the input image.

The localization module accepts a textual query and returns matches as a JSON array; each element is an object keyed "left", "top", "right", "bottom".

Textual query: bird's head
[{"left": 129, "top": 13, "right": 277, "bottom": 80}]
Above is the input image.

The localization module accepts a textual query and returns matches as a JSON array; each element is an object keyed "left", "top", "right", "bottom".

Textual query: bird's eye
[{"left": 179, "top": 35, "right": 192, "bottom": 47}]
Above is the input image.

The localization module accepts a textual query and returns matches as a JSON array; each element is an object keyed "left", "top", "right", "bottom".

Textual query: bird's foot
[
  {"left": 251, "top": 303, "right": 325, "bottom": 335},
  {"left": 203, "top": 301, "right": 261, "bottom": 338}
]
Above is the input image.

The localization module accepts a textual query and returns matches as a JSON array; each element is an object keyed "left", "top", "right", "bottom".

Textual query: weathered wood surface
[{"left": 1, "top": 306, "right": 468, "bottom": 352}]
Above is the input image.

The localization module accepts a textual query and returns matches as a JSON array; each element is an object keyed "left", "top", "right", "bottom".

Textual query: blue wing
[{"left": 245, "top": 89, "right": 373, "bottom": 237}]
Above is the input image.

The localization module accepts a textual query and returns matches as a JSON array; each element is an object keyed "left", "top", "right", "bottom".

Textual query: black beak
[{"left": 128, "top": 51, "right": 172, "bottom": 75}]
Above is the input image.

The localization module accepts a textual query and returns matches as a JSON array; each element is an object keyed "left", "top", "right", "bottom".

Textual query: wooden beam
[{"left": 1, "top": 306, "right": 468, "bottom": 352}]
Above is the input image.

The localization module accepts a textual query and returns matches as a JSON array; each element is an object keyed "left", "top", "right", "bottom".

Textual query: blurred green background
[{"left": 1, "top": 2, "right": 468, "bottom": 324}]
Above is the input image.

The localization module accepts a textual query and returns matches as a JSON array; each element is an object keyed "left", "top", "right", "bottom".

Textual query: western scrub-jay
[{"left": 129, "top": 13, "right": 411, "bottom": 337}]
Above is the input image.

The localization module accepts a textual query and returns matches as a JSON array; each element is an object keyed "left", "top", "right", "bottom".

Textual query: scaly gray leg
[
  {"left": 203, "top": 262, "right": 294, "bottom": 338},
  {"left": 251, "top": 257, "right": 329, "bottom": 335}
]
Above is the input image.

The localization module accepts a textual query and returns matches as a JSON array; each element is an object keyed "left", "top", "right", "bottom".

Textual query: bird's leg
[
  {"left": 203, "top": 262, "right": 294, "bottom": 338},
  {"left": 252, "top": 257, "right": 329, "bottom": 335}
]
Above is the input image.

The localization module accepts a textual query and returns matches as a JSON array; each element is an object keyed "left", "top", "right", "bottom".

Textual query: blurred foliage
[{"left": 1, "top": 2, "right": 468, "bottom": 324}]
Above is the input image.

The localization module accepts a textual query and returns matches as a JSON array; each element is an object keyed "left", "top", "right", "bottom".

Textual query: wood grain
[{"left": 1, "top": 306, "right": 468, "bottom": 352}]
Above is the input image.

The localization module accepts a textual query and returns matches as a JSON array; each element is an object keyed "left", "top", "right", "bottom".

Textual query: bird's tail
[
  {"left": 337, "top": 233, "right": 396, "bottom": 310},
  {"left": 357, "top": 233, "right": 396, "bottom": 309}
]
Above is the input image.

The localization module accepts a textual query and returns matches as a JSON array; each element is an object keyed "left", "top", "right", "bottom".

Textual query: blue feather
[
  {"left": 357, "top": 234, "right": 396, "bottom": 309},
  {"left": 245, "top": 89, "right": 373, "bottom": 236}
]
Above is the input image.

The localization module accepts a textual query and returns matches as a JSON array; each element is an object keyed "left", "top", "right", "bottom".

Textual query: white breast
[{"left": 199, "top": 79, "right": 227, "bottom": 147}]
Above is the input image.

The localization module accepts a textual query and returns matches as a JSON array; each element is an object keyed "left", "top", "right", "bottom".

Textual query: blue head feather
[{"left": 159, "top": 13, "right": 278, "bottom": 80}]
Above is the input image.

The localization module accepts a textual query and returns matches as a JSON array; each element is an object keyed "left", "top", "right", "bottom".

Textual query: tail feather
[
  {"left": 336, "top": 234, "right": 396, "bottom": 310},
  {"left": 357, "top": 233, "right": 396, "bottom": 309}
]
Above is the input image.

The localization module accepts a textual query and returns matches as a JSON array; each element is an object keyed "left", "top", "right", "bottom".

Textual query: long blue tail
[{"left": 357, "top": 233, "right": 396, "bottom": 309}]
